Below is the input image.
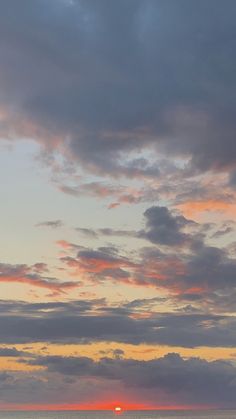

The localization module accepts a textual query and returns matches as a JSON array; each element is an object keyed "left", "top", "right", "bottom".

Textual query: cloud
[
  {"left": 58, "top": 181, "right": 159, "bottom": 208},
  {"left": 58, "top": 237, "right": 236, "bottom": 315},
  {"left": 0, "top": 299, "right": 235, "bottom": 348},
  {"left": 0, "top": 0, "right": 236, "bottom": 177},
  {"left": 0, "top": 372, "right": 10, "bottom": 383},
  {"left": 211, "top": 225, "right": 234, "bottom": 239},
  {"left": 75, "top": 226, "right": 137, "bottom": 239},
  {"left": 75, "top": 205, "right": 197, "bottom": 246},
  {"left": 23, "top": 353, "right": 236, "bottom": 406},
  {"left": 177, "top": 199, "right": 236, "bottom": 219},
  {"left": 0, "top": 262, "right": 78, "bottom": 294},
  {"left": 71, "top": 205, "right": 236, "bottom": 307},
  {"left": 36, "top": 220, "right": 64, "bottom": 229},
  {"left": 135, "top": 242, "right": 236, "bottom": 310},
  {"left": 139, "top": 206, "right": 193, "bottom": 246},
  {"left": 0, "top": 347, "right": 30, "bottom": 357},
  {"left": 1, "top": 352, "right": 236, "bottom": 407},
  {"left": 75, "top": 228, "right": 98, "bottom": 239},
  {"left": 61, "top": 246, "right": 134, "bottom": 282}
]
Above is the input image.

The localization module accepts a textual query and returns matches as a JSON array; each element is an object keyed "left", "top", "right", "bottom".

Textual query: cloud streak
[
  {"left": 36, "top": 220, "right": 64, "bottom": 229},
  {"left": 0, "top": 263, "right": 78, "bottom": 294},
  {"left": 0, "top": 299, "right": 235, "bottom": 348}
]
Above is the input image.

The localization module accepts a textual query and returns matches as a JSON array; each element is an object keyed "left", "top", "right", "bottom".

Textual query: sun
[{"left": 114, "top": 406, "right": 122, "bottom": 414}]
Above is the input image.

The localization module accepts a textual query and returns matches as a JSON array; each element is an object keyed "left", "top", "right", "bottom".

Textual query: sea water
[{"left": 0, "top": 411, "right": 235, "bottom": 419}]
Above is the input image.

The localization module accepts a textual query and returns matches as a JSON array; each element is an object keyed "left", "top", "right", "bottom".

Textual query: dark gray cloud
[
  {"left": 0, "top": 371, "right": 83, "bottom": 405},
  {"left": 140, "top": 206, "right": 193, "bottom": 246},
  {"left": 138, "top": 241, "right": 236, "bottom": 306},
  {"left": 0, "top": 0, "right": 236, "bottom": 176},
  {"left": 75, "top": 205, "right": 197, "bottom": 245},
  {"left": 0, "top": 347, "right": 30, "bottom": 357},
  {"left": 229, "top": 170, "right": 236, "bottom": 187},
  {"left": 1, "top": 352, "right": 236, "bottom": 407},
  {"left": 0, "top": 352, "right": 235, "bottom": 408},
  {"left": 0, "top": 300, "right": 235, "bottom": 347},
  {"left": 182, "top": 242, "right": 236, "bottom": 291},
  {"left": 0, "top": 372, "right": 10, "bottom": 382},
  {"left": 23, "top": 353, "right": 236, "bottom": 406}
]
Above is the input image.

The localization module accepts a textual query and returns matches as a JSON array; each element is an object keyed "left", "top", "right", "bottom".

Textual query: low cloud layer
[
  {"left": 0, "top": 352, "right": 232, "bottom": 408},
  {"left": 0, "top": 299, "right": 235, "bottom": 348},
  {"left": 26, "top": 353, "right": 236, "bottom": 405}
]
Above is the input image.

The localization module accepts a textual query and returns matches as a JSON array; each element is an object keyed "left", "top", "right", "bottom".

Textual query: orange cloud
[
  {"left": 61, "top": 254, "right": 135, "bottom": 280},
  {"left": 177, "top": 199, "right": 236, "bottom": 219},
  {"left": 0, "top": 263, "right": 78, "bottom": 294}
]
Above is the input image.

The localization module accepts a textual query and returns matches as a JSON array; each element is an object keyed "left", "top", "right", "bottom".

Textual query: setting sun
[{"left": 114, "top": 406, "right": 122, "bottom": 413}]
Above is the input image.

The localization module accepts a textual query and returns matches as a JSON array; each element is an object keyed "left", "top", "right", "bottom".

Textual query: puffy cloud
[
  {"left": 75, "top": 205, "right": 196, "bottom": 245},
  {"left": 140, "top": 206, "right": 193, "bottom": 246}
]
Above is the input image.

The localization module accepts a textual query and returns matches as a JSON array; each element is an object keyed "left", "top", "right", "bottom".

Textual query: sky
[{"left": 0, "top": 0, "right": 236, "bottom": 411}]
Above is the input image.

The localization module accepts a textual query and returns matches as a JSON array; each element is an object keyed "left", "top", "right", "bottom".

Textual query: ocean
[{"left": 0, "top": 411, "right": 235, "bottom": 419}]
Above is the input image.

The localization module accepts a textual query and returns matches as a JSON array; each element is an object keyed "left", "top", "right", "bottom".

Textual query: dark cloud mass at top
[{"left": 0, "top": 0, "right": 236, "bottom": 174}]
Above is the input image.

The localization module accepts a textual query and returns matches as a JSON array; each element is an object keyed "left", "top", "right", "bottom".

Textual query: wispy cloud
[
  {"left": 0, "top": 263, "right": 78, "bottom": 294},
  {"left": 36, "top": 220, "right": 64, "bottom": 229}
]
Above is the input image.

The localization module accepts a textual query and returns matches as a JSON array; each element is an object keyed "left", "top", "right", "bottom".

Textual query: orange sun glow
[{"left": 114, "top": 406, "right": 122, "bottom": 413}]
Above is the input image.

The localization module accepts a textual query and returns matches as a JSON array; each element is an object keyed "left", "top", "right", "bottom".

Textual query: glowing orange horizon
[{"left": 0, "top": 402, "right": 220, "bottom": 411}]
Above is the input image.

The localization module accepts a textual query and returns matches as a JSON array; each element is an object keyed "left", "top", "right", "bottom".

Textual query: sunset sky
[{"left": 0, "top": 0, "right": 236, "bottom": 410}]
